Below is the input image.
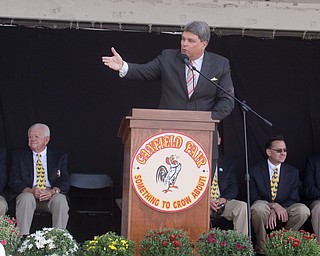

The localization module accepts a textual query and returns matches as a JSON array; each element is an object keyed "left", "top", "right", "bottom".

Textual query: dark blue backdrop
[{"left": 1, "top": 26, "right": 320, "bottom": 233}]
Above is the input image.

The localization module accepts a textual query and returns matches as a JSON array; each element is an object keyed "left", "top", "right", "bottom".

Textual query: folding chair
[{"left": 68, "top": 173, "right": 115, "bottom": 243}]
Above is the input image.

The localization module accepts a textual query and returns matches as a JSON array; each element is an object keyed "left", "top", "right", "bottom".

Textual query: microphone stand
[{"left": 190, "top": 64, "right": 272, "bottom": 238}]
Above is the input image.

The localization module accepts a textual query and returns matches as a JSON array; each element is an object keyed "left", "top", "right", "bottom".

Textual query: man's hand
[
  {"left": 210, "top": 197, "right": 227, "bottom": 212},
  {"left": 102, "top": 47, "right": 123, "bottom": 71},
  {"left": 266, "top": 209, "right": 277, "bottom": 230},
  {"left": 38, "top": 189, "right": 54, "bottom": 202},
  {"left": 270, "top": 202, "right": 288, "bottom": 222}
]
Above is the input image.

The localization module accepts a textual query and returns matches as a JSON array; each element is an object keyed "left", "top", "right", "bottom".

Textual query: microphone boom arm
[{"left": 190, "top": 65, "right": 273, "bottom": 127}]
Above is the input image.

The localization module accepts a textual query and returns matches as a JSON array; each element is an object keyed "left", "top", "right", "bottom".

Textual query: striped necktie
[
  {"left": 271, "top": 167, "right": 279, "bottom": 201},
  {"left": 36, "top": 154, "right": 46, "bottom": 189},
  {"left": 186, "top": 62, "right": 195, "bottom": 98},
  {"left": 211, "top": 171, "right": 219, "bottom": 200}
]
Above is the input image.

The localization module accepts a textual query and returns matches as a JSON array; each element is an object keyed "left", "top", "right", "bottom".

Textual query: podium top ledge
[{"left": 127, "top": 108, "right": 218, "bottom": 123}]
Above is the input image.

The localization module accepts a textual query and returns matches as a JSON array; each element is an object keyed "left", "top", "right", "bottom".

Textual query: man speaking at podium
[{"left": 102, "top": 20, "right": 235, "bottom": 121}]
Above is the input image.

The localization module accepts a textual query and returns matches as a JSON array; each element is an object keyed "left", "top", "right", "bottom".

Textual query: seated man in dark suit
[
  {"left": 250, "top": 135, "right": 310, "bottom": 255},
  {"left": 9, "top": 123, "right": 70, "bottom": 235},
  {"left": 210, "top": 131, "right": 248, "bottom": 235},
  {"left": 0, "top": 146, "right": 8, "bottom": 216},
  {"left": 304, "top": 154, "right": 320, "bottom": 242}
]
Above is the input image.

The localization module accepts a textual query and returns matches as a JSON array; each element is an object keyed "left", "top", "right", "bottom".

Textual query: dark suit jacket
[
  {"left": 0, "top": 146, "right": 7, "bottom": 198},
  {"left": 215, "top": 155, "right": 239, "bottom": 200},
  {"left": 126, "top": 49, "right": 235, "bottom": 121},
  {"left": 9, "top": 147, "right": 70, "bottom": 198},
  {"left": 249, "top": 161, "right": 300, "bottom": 207},
  {"left": 304, "top": 154, "right": 320, "bottom": 201}
]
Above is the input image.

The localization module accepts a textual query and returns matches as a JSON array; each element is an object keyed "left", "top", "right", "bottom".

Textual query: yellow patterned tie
[
  {"left": 36, "top": 154, "right": 46, "bottom": 189},
  {"left": 211, "top": 171, "right": 219, "bottom": 200},
  {"left": 271, "top": 167, "right": 279, "bottom": 201}
]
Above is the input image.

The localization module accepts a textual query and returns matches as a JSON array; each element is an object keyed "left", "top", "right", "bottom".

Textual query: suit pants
[
  {"left": 0, "top": 195, "right": 8, "bottom": 216},
  {"left": 251, "top": 200, "right": 310, "bottom": 253},
  {"left": 220, "top": 199, "right": 248, "bottom": 235},
  {"left": 16, "top": 192, "right": 69, "bottom": 235},
  {"left": 310, "top": 200, "right": 320, "bottom": 242}
]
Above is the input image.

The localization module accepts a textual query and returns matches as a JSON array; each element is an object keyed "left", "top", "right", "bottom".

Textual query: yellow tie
[
  {"left": 186, "top": 62, "right": 195, "bottom": 98},
  {"left": 211, "top": 172, "right": 219, "bottom": 200},
  {"left": 271, "top": 167, "right": 279, "bottom": 201},
  {"left": 36, "top": 154, "right": 46, "bottom": 189}
]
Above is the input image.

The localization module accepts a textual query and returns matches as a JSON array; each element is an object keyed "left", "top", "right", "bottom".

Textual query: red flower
[
  {"left": 173, "top": 240, "right": 181, "bottom": 247},
  {"left": 1, "top": 239, "right": 7, "bottom": 245},
  {"left": 293, "top": 240, "right": 300, "bottom": 248},
  {"left": 169, "top": 234, "right": 176, "bottom": 241},
  {"left": 162, "top": 240, "right": 168, "bottom": 246}
]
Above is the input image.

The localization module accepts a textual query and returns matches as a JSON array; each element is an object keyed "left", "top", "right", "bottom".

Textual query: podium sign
[{"left": 118, "top": 108, "right": 217, "bottom": 252}]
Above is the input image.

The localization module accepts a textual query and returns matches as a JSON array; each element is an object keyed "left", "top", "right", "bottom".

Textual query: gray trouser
[
  {"left": 0, "top": 195, "right": 8, "bottom": 216},
  {"left": 310, "top": 200, "right": 320, "bottom": 242},
  {"left": 16, "top": 192, "right": 69, "bottom": 235}
]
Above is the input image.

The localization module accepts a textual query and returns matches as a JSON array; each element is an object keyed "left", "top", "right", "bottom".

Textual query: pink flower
[
  {"left": 220, "top": 240, "right": 227, "bottom": 247},
  {"left": 235, "top": 244, "right": 242, "bottom": 250},
  {"left": 1, "top": 239, "right": 7, "bottom": 245},
  {"left": 207, "top": 234, "right": 216, "bottom": 244}
]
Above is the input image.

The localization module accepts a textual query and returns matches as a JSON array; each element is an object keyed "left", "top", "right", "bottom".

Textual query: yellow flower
[
  {"left": 109, "top": 244, "right": 117, "bottom": 250},
  {"left": 89, "top": 240, "right": 97, "bottom": 245}
]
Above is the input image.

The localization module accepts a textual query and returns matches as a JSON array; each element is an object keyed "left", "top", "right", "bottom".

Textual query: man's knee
[
  {"left": 50, "top": 194, "right": 69, "bottom": 210},
  {"left": 16, "top": 192, "right": 36, "bottom": 205},
  {"left": 295, "top": 204, "right": 311, "bottom": 218}
]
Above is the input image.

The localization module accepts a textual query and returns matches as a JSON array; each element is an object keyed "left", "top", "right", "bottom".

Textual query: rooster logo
[{"left": 156, "top": 154, "right": 182, "bottom": 193}]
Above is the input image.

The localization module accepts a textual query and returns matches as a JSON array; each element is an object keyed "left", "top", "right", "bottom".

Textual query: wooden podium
[{"left": 118, "top": 108, "right": 218, "bottom": 253}]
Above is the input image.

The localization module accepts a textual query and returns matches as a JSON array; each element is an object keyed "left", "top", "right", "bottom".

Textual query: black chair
[
  {"left": 30, "top": 209, "right": 52, "bottom": 233},
  {"left": 68, "top": 173, "right": 115, "bottom": 243},
  {"left": 210, "top": 214, "right": 234, "bottom": 230}
]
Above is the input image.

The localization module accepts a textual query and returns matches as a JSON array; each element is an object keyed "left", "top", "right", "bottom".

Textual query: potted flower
[
  {"left": 139, "top": 228, "right": 193, "bottom": 256},
  {"left": 265, "top": 228, "right": 320, "bottom": 255},
  {"left": 17, "top": 227, "right": 79, "bottom": 256},
  {"left": 81, "top": 231, "right": 135, "bottom": 256},
  {"left": 195, "top": 228, "right": 254, "bottom": 255},
  {"left": 0, "top": 215, "right": 21, "bottom": 256}
]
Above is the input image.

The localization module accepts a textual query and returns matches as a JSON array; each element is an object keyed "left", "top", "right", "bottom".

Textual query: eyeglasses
[{"left": 269, "top": 148, "right": 287, "bottom": 153}]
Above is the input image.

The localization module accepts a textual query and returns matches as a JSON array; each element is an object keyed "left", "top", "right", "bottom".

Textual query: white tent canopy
[{"left": 0, "top": 0, "right": 320, "bottom": 38}]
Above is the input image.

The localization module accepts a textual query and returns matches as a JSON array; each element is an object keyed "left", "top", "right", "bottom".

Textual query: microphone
[{"left": 178, "top": 53, "right": 192, "bottom": 68}]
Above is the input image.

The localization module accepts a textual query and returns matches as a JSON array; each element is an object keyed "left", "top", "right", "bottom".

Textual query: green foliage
[
  {"left": 195, "top": 228, "right": 254, "bottom": 256},
  {"left": 17, "top": 227, "right": 79, "bottom": 256},
  {"left": 139, "top": 228, "right": 193, "bottom": 256},
  {"left": 0, "top": 215, "right": 21, "bottom": 256},
  {"left": 265, "top": 228, "right": 320, "bottom": 255},
  {"left": 81, "top": 231, "right": 135, "bottom": 256}
]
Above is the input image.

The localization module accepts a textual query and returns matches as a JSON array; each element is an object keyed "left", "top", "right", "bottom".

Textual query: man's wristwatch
[{"left": 52, "top": 188, "right": 60, "bottom": 195}]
